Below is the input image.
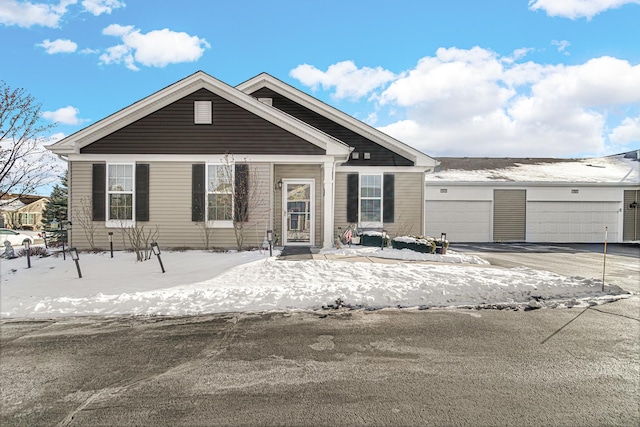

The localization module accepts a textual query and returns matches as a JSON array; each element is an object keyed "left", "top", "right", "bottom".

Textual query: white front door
[{"left": 282, "top": 179, "right": 314, "bottom": 245}]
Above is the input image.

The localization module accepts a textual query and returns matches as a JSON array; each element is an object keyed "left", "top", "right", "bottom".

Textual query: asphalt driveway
[{"left": 1, "top": 244, "right": 638, "bottom": 427}]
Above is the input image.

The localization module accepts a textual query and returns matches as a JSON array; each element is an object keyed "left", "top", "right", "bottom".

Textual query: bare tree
[
  {"left": 118, "top": 223, "right": 159, "bottom": 262},
  {"left": 73, "top": 196, "right": 98, "bottom": 251},
  {"left": 0, "top": 81, "right": 59, "bottom": 199},
  {"left": 220, "top": 154, "right": 264, "bottom": 251}
]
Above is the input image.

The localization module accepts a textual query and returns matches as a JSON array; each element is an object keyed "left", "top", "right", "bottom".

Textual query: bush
[
  {"left": 360, "top": 232, "right": 390, "bottom": 247},
  {"left": 391, "top": 235, "right": 449, "bottom": 254}
]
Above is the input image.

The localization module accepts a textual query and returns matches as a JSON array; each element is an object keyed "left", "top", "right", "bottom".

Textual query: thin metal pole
[
  {"left": 602, "top": 227, "right": 607, "bottom": 292},
  {"left": 74, "top": 259, "right": 82, "bottom": 278},
  {"left": 156, "top": 254, "right": 165, "bottom": 273}
]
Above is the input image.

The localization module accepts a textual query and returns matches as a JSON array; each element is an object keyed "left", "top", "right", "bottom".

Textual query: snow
[
  {"left": 0, "top": 246, "right": 629, "bottom": 319},
  {"left": 426, "top": 155, "right": 639, "bottom": 183}
]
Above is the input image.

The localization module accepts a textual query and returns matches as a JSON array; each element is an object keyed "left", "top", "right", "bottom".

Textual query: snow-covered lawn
[{"left": 0, "top": 247, "right": 629, "bottom": 319}]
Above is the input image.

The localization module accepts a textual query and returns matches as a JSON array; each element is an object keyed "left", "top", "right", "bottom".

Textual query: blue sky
[{"left": 1, "top": 0, "right": 639, "bottom": 166}]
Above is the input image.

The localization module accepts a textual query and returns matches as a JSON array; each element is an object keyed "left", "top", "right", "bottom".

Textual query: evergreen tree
[{"left": 41, "top": 171, "right": 68, "bottom": 228}]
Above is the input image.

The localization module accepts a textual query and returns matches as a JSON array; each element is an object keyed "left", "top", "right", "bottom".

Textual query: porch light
[
  {"left": 276, "top": 179, "right": 283, "bottom": 190},
  {"left": 150, "top": 242, "right": 165, "bottom": 273},
  {"left": 23, "top": 239, "right": 31, "bottom": 268},
  {"left": 69, "top": 247, "right": 82, "bottom": 278}
]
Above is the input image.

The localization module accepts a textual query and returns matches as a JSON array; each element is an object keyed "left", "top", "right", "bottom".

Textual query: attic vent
[
  {"left": 258, "top": 97, "right": 273, "bottom": 106},
  {"left": 352, "top": 152, "right": 359, "bottom": 159},
  {"left": 194, "top": 101, "right": 212, "bottom": 124},
  {"left": 571, "top": 189, "right": 579, "bottom": 194},
  {"left": 440, "top": 189, "right": 448, "bottom": 194},
  {"left": 363, "top": 152, "right": 371, "bottom": 160}
]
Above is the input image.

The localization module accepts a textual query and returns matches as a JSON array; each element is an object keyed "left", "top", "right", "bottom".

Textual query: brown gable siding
[
  {"left": 250, "top": 87, "right": 414, "bottom": 167},
  {"left": 81, "top": 89, "right": 325, "bottom": 155}
]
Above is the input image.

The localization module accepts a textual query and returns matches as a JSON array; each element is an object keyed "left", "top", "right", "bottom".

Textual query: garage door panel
[
  {"left": 425, "top": 201, "right": 491, "bottom": 242},
  {"left": 527, "top": 201, "right": 618, "bottom": 243}
]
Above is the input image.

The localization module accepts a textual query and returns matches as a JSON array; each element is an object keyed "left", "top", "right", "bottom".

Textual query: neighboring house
[
  {"left": 424, "top": 152, "right": 640, "bottom": 243},
  {"left": 47, "top": 71, "right": 438, "bottom": 250},
  {"left": 0, "top": 195, "right": 49, "bottom": 230}
]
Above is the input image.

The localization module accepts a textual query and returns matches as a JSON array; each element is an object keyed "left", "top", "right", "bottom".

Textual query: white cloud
[
  {"left": 609, "top": 116, "right": 640, "bottom": 144},
  {"left": 290, "top": 61, "right": 396, "bottom": 100},
  {"left": 0, "top": 0, "right": 77, "bottom": 28},
  {"left": 81, "top": 0, "right": 124, "bottom": 15},
  {"left": 295, "top": 48, "right": 640, "bottom": 157},
  {"left": 99, "top": 24, "right": 210, "bottom": 71},
  {"left": 41, "top": 106, "right": 87, "bottom": 125},
  {"left": 37, "top": 38, "right": 77, "bottom": 54},
  {"left": 551, "top": 39, "right": 571, "bottom": 54},
  {"left": 528, "top": 0, "right": 640, "bottom": 20}
]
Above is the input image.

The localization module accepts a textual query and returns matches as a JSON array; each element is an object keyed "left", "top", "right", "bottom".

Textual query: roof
[
  {"left": 425, "top": 151, "right": 640, "bottom": 185},
  {"left": 236, "top": 73, "right": 438, "bottom": 168},
  {"left": 47, "top": 71, "right": 350, "bottom": 157}
]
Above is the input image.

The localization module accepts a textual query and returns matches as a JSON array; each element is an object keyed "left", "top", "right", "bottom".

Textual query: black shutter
[
  {"left": 192, "top": 164, "right": 205, "bottom": 222},
  {"left": 135, "top": 164, "right": 149, "bottom": 221},
  {"left": 346, "top": 173, "right": 359, "bottom": 223},
  {"left": 92, "top": 164, "right": 106, "bottom": 221},
  {"left": 383, "top": 174, "right": 394, "bottom": 223},
  {"left": 234, "top": 164, "right": 249, "bottom": 222}
]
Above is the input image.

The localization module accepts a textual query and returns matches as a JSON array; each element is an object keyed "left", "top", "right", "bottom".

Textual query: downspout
[{"left": 331, "top": 149, "right": 352, "bottom": 247}]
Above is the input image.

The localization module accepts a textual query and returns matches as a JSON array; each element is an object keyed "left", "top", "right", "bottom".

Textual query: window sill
[
  {"left": 106, "top": 220, "right": 135, "bottom": 228},
  {"left": 207, "top": 220, "right": 234, "bottom": 229}
]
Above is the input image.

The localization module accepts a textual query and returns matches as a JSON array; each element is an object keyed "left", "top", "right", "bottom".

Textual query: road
[{"left": 1, "top": 244, "right": 638, "bottom": 426}]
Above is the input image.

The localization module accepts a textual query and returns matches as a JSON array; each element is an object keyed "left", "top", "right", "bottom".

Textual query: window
[
  {"left": 347, "top": 173, "right": 394, "bottom": 225},
  {"left": 18, "top": 213, "right": 35, "bottom": 225},
  {"left": 107, "top": 164, "right": 134, "bottom": 221},
  {"left": 207, "top": 164, "right": 233, "bottom": 224},
  {"left": 360, "top": 174, "right": 382, "bottom": 223}
]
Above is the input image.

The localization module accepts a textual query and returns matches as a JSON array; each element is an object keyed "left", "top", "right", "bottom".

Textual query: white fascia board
[
  {"left": 67, "top": 153, "right": 344, "bottom": 163},
  {"left": 424, "top": 181, "right": 640, "bottom": 188},
  {"left": 237, "top": 74, "right": 438, "bottom": 168},
  {"left": 337, "top": 165, "right": 433, "bottom": 174},
  {"left": 48, "top": 71, "right": 349, "bottom": 157}
]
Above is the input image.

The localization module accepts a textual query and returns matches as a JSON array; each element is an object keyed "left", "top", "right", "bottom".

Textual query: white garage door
[
  {"left": 425, "top": 201, "right": 492, "bottom": 242},
  {"left": 527, "top": 201, "right": 619, "bottom": 243}
]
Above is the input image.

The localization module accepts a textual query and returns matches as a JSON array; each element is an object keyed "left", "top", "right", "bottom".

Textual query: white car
[{"left": 0, "top": 228, "right": 34, "bottom": 246}]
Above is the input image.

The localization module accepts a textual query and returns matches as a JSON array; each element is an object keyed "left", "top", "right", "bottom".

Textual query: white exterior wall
[{"left": 425, "top": 184, "right": 628, "bottom": 243}]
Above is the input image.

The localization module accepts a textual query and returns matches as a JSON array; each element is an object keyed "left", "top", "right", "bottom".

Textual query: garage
[
  {"left": 425, "top": 200, "right": 491, "bottom": 242},
  {"left": 527, "top": 201, "right": 620, "bottom": 243}
]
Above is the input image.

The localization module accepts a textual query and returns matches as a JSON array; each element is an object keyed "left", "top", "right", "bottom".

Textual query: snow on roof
[
  {"left": 426, "top": 151, "right": 639, "bottom": 184},
  {"left": 0, "top": 198, "right": 26, "bottom": 211}
]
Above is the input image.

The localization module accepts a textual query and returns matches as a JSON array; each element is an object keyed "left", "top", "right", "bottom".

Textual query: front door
[{"left": 282, "top": 180, "right": 314, "bottom": 245}]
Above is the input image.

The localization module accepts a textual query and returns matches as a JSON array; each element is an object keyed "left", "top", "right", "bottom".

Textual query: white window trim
[
  {"left": 359, "top": 173, "right": 383, "bottom": 228},
  {"left": 105, "top": 163, "right": 135, "bottom": 228},
  {"left": 206, "top": 163, "right": 234, "bottom": 228}
]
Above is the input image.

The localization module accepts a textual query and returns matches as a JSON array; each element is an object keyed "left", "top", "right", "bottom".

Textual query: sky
[{"left": 1, "top": 0, "right": 639, "bottom": 172}]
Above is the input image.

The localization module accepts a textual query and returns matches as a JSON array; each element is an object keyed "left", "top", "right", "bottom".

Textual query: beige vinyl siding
[
  {"left": 274, "top": 164, "right": 323, "bottom": 246},
  {"left": 334, "top": 171, "right": 423, "bottom": 239},
  {"left": 69, "top": 161, "right": 271, "bottom": 250}
]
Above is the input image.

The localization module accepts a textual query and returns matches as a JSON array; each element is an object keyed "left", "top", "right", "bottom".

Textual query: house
[
  {"left": 0, "top": 195, "right": 49, "bottom": 230},
  {"left": 424, "top": 152, "right": 640, "bottom": 243},
  {"left": 47, "top": 71, "right": 438, "bottom": 250}
]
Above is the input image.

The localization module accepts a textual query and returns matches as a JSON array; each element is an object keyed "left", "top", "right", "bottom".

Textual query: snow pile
[
  {"left": 0, "top": 249, "right": 628, "bottom": 319},
  {"left": 321, "top": 246, "right": 486, "bottom": 264}
]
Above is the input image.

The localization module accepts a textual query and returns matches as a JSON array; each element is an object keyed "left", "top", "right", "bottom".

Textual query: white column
[{"left": 322, "top": 161, "right": 335, "bottom": 249}]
